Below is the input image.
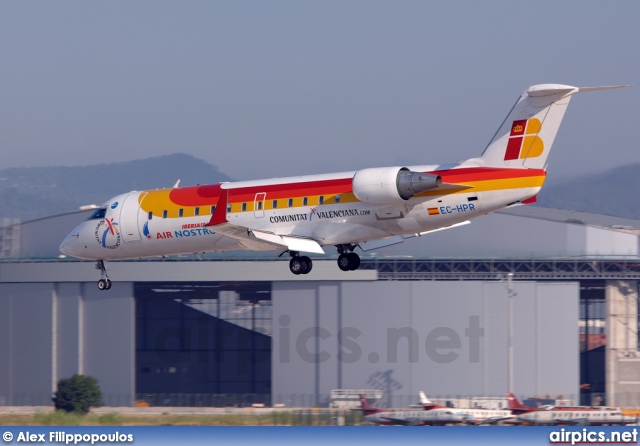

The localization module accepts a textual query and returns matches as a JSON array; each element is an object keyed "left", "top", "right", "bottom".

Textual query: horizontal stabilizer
[
  {"left": 578, "top": 85, "right": 631, "bottom": 93},
  {"left": 403, "top": 220, "right": 471, "bottom": 238},
  {"left": 359, "top": 236, "right": 405, "bottom": 252}
]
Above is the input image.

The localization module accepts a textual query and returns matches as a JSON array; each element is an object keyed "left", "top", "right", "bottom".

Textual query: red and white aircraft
[
  {"left": 358, "top": 394, "right": 463, "bottom": 426},
  {"left": 507, "top": 392, "right": 607, "bottom": 414},
  {"left": 506, "top": 393, "right": 638, "bottom": 425},
  {"left": 419, "top": 391, "right": 514, "bottom": 425},
  {"left": 59, "top": 84, "right": 626, "bottom": 290}
]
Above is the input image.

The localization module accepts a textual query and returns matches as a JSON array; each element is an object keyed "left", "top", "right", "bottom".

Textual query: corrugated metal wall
[{"left": 272, "top": 280, "right": 579, "bottom": 407}]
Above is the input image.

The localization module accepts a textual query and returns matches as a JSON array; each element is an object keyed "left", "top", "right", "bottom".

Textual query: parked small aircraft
[
  {"left": 420, "top": 391, "right": 514, "bottom": 425},
  {"left": 507, "top": 392, "right": 602, "bottom": 414},
  {"left": 358, "top": 394, "right": 463, "bottom": 426},
  {"left": 507, "top": 392, "right": 636, "bottom": 425}
]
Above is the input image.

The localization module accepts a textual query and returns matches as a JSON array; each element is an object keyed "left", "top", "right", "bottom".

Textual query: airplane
[
  {"left": 357, "top": 394, "right": 463, "bottom": 426},
  {"left": 516, "top": 409, "right": 637, "bottom": 426},
  {"left": 59, "top": 84, "right": 627, "bottom": 290},
  {"left": 506, "top": 392, "right": 605, "bottom": 414},
  {"left": 506, "top": 393, "right": 637, "bottom": 425},
  {"left": 419, "top": 391, "right": 514, "bottom": 425}
]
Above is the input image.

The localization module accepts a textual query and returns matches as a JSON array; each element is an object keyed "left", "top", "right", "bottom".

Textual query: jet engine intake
[{"left": 352, "top": 167, "right": 442, "bottom": 204}]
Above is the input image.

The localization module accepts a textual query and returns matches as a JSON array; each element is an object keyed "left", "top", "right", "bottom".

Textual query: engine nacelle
[{"left": 352, "top": 167, "right": 442, "bottom": 204}]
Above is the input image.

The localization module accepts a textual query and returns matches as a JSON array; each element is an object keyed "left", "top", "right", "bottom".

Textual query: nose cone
[
  {"left": 59, "top": 222, "right": 97, "bottom": 259},
  {"left": 59, "top": 229, "right": 81, "bottom": 257}
]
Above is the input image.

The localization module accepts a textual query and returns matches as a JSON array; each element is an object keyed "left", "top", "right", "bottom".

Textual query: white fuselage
[
  {"left": 517, "top": 410, "right": 637, "bottom": 426},
  {"left": 59, "top": 165, "right": 542, "bottom": 262},
  {"left": 365, "top": 408, "right": 464, "bottom": 426}
]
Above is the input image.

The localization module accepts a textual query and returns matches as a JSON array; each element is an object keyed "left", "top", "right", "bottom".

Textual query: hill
[
  {"left": 537, "top": 163, "right": 640, "bottom": 220},
  {"left": 0, "top": 154, "right": 234, "bottom": 221},
  {"left": 2, "top": 155, "right": 638, "bottom": 223}
]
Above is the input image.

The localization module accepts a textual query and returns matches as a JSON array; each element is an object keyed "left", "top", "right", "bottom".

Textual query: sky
[{"left": 0, "top": 1, "right": 638, "bottom": 182}]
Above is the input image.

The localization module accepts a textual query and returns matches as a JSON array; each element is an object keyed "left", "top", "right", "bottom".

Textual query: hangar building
[{"left": 0, "top": 206, "right": 638, "bottom": 408}]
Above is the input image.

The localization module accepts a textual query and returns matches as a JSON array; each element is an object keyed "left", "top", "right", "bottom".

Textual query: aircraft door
[
  {"left": 119, "top": 192, "right": 144, "bottom": 243},
  {"left": 254, "top": 193, "right": 266, "bottom": 218}
]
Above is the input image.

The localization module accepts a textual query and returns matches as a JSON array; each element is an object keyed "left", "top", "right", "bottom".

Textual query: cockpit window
[{"left": 88, "top": 208, "right": 107, "bottom": 220}]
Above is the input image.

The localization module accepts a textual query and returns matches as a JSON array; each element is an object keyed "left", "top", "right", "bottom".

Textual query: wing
[
  {"left": 381, "top": 417, "right": 421, "bottom": 426},
  {"left": 483, "top": 416, "right": 516, "bottom": 425},
  {"left": 206, "top": 191, "right": 325, "bottom": 254},
  {"left": 209, "top": 222, "right": 325, "bottom": 254},
  {"left": 555, "top": 417, "right": 589, "bottom": 426}
]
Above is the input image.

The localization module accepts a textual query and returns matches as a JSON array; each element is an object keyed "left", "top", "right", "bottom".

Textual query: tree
[{"left": 52, "top": 375, "right": 103, "bottom": 414}]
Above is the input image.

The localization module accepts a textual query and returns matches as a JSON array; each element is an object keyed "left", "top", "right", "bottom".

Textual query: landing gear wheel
[
  {"left": 338, "top": 252, "right": 361, "bottom": 271},
  {"left": 289, "top": 257, "right": 304, "bottom": 275},
  {"left": 337, "top": 253, "right": 351, "bottom": 271},
  {"left": 347, "top": 252, "right": 361, "bottom": 270},
  {"left": 300, "top": 256, "right": 312, "bottom": 274},
  {"left": 95, "top": 260, "right": 112, "bottom": 290},
  {"left": 288, "top": 252, "right": 313, "bottom": 275}
]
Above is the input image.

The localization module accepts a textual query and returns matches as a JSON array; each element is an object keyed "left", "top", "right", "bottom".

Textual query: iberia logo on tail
[{"left": 503, "top": 118, "right": 544, "bottom": 160}]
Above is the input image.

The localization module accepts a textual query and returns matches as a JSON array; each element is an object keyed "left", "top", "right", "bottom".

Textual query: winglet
[{"left": 206, "top": 185, "right": 228, "bottom": 226}]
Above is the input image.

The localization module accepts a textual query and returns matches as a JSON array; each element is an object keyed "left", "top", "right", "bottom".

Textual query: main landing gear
[
  {"left": 286, "top": 245, "right": 362, "bottom": 275},
  {"left": 289, "top": 252, "right": 313, "bottom": 275},
  {"left": 95, "top": 260, "right": 112, "bottom": 290},
  {"left": 336, "top": 244, "right": 361, "bottom": 271}
]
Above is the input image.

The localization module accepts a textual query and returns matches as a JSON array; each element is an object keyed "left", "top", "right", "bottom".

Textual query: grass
[{"left": 0, "top": 410, "right": 363, "bottom": 426}]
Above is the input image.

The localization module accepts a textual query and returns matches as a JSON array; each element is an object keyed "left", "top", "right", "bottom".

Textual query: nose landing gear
[{"left": 95, "top": 260, "right": 112, "bottom": 290}]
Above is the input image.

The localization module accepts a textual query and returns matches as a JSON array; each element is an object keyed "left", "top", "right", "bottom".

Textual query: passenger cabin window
[
  {"left": 210, "top": 205, "right": 216, "bottom": 214},
  {"left": 88, "top": 208, "right": 107, "bottom": 220},
  {"left": 272, "top": 200, "right": 278, "bottom": 209},
  {"left": 227, "top": 204, "right": 232, "bottom": 213},
  {"left": 319, "top": 196, "right": 324, "bottom": 205},
  {"left": 335, "top": 194, "right": 341, "bottom": 203},
  {"left": 288, "top": 198, "right": 293, "bottom": 208},
  {"left": 303, "top": 197, "right": 308, "bottom": 206},
  {"left": 195, "top": 207, "right": 200, "bottom": 216},
  {"left": 242, "top": 203, "right": 247, "bottom": 212},
  {"left": 148, "top": 211, "right": 153, "bottom": 220},
  {"left": 179, "top": 208, "right": 184, "bottom": 217},
  {"left": 162, "top": 210, "right": 168, "bottom": 219}
]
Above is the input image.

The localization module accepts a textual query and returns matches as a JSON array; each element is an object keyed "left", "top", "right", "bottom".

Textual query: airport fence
[{"left": 6, "top": 392, "right": 640, "bottom": 411}]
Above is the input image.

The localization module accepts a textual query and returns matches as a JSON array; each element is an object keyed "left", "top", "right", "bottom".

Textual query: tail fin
[
  {"left": 419, "top": 391, "right": 444, "bottom": 410},
  {"left": 474, "top": 84, "right": 628, "bottom": 170},
  {"left": 506, "top": 392, "right": 535, "bottom": 414},
  {"left": 359, "top": 394, "right": 380, "bottom": 416}
]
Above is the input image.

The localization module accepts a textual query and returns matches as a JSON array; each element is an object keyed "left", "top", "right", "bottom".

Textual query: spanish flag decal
[{"left": 428, "top": 207, "right": 440, "bottom": 215}]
